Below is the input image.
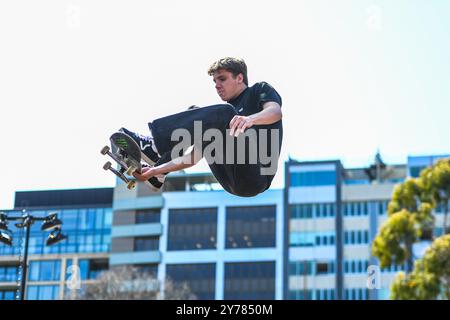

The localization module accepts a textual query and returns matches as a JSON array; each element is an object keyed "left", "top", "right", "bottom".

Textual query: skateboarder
[{"left": 120, "top": 57, "right": 283, "bottom": 197}]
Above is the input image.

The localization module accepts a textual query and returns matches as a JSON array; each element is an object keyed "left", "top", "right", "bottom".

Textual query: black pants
[{"left": 149, "top": 104, "right": 270, "bottom": 197}]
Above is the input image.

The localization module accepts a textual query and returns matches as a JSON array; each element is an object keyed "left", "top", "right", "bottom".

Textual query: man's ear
[{"left": 237, "top": 73, "right": 244, "bottom": 84}]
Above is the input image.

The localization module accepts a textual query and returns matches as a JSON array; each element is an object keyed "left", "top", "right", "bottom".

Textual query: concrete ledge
[
  {"left": 109, "top": 251, "right": 162, "bottom": 265},
  {"left": 111, "top": 223, "right": 163, "bottom": 238}
]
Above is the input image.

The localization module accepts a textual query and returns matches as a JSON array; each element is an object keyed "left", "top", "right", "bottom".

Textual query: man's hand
[
  {"left": 229, "top": 115, "right": 255, "bottom": 137},
  {"left": 133, "top": 166, "right": 157, "bottom": 182}
]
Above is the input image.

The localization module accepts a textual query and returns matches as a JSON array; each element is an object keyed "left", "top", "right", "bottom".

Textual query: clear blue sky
[{"left": 0, "top": 0, "right": 449, "bottom": 209}]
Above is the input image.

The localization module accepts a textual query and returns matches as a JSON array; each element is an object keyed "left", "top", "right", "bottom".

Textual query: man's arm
[
  {"left": 133, "top": 146, "right": 202, "bottom": 181},
  {"left": 229, "top": 101, "right": 282, "bottom": 137}
]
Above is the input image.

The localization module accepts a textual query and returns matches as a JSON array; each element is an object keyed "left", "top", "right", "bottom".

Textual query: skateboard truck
[{"left": 101, "top": 146, "right": 137, "bottom": 190}]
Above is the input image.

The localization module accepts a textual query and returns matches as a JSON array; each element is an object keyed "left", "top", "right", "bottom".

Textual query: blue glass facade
[
  {"left": 290, "top": 203, "right": 336, "bottom": 219},
  {"left": 0, "top": 265, "right": 18, "bottom": 282},
  {"left": 26, "top": 285, "right": 60, "bottom": 300},
  {"left": 0, "top": 290, "right": 16, "bottom": 300},
  {"left": 0, "top": 198, "right": 112, "bottom": 300},
  {"left": 29, "top": 260, "right": 61, "bottom": 281},
  {"left": 0, "top": 208, "right": 112, "bottom": 256},
  {"left": 290, "top": 171, "right": 336, "bottom": 187}
]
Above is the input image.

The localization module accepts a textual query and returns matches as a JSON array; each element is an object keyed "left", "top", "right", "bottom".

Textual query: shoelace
[{"left": 135, "top": 132, "right": 153, "bottom": 144}]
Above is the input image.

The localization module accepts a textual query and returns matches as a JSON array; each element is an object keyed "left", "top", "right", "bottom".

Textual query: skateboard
[
  {"left": 100, "top": 132, "right": 144, "bottom": 190},
  {"left": 101, "top": 132, "right": 165, "bottom": 191}
]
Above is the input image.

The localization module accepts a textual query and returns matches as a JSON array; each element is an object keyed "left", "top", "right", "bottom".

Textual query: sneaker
[{"left": 119, "top": 127, "right": 160, "bottom": 165}]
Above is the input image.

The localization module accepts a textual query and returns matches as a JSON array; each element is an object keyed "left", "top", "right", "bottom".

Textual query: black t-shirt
[
  {"left": 227, "top": 82, "right": 283, "bottom": 182},
  {"left": 228, "top": 81, "right": 282, "bottom": 117}
]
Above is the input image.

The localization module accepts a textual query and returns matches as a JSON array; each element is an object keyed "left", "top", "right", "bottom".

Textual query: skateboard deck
[{"left": 100, "top": 132, "right": 143, "bottom": 190}]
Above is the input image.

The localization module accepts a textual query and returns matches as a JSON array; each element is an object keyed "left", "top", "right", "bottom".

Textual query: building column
[
  {"left": 158, "top": 206, "right": 169, "bottom": 299},
  {"left": 215, "top": 205, "right": 225, "bottom": 300}
]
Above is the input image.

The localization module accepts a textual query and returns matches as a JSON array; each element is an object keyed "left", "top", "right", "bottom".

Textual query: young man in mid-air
[{"left": 120, "top": 57, "right": 283, "bottom": 197}]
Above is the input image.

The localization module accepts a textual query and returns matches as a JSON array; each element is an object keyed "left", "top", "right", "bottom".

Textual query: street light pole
[
  {"left": 0, "top": 210, "right": 67, "bottom": 300},
  {"left": 19, "top": 216, "right": 32, "bottom": 300}
]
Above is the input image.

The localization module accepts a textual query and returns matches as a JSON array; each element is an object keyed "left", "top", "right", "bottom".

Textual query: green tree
[
  {"left": 391, "top": 234, "right": 450, "bottom": 300},
  {"left": 372, "top": 158, "right": 450, "bottom": 299},
  {"left": 421, "top": 159, "right": 450, "bottom": 233},
  {"left": 372, "top": 178, "right": 434, "bottom": 272}
]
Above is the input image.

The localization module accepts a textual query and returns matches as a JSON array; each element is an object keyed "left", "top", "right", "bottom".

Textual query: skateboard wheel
[
  {"left": 127, "top": 181, "right": 136, "bottom": 189},
  {"left": 126, "top": 166, "right": 136, "bottom": 176},
  {"left": 103, "top": 161, "right": 112, "bottom": 170},
  {"left": 101, "top": 146, "right": 110, "bottom": 155}
]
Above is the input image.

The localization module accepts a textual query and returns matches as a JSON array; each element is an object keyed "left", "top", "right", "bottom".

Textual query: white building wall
[{"left": 155, "top": 188, "right": 284, "bottom": 300}]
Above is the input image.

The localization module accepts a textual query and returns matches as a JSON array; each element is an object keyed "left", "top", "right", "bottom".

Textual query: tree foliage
[
  {"left": 391, "top": 234, "right": 450, "bottom": 300},
  {"left": 372, "top": 158, "right": 450, "bottom": 299},
  {"left": 65, "top": 265, "right": 197, "bottom": 300}
]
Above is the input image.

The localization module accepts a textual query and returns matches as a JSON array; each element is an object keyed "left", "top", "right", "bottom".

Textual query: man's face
[{"left": 212, "top": 69, "right": 244, "bottom": 102}]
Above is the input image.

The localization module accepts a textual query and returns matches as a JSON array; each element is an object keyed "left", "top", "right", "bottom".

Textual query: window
[
  {"left": 26, "top": 285, "right": 59, "bottom": 300},
  {"left": 345, "top": 230, "right": 369, "bottom": 245},
  {"left": 329, "top": 204, "right": 336, "bottom": 217},
  {"left": 224, "top": 262, "right": 275, "bottom": 300},
  {"left": 289, "top": 290, "right": 313, "bottom": 300},
  {"left": 61, "top": 209, "right": 79, "bottom": 230},
  {"left": 409, "top": 166, "right": 425, "bottom": 178},
  {"left": 166, "top": 263, "right": 215, "bottom": 300},
  {"left": 291, "top": 170, "right": 336, "bottom": 187},
  {"left": 79, "top": 259, "right": 108, "bottom": 280},
  {"left": 226, "top": 206, "right": 275, "bottom": 249},
  {"left": 78, "top": 209, "right": 96, "bottom": 230},
  {"left": 329, "top": 235, "right": 335, "bottom": 245},
  {"left": 0, "top": 266, "right": 18, "bottom": 282},
  {"left": 316, "top": 263, "right": 329, "bottom": 275},
  {"left": 136, "top": 209, "right": 160, "bottom": 224},
  {"left": 315, "top": 236, "right": 321, "bottom": 246},
  {"left": 134, "top": 236, "right": 159, "bottom": 251},
  {"left": 290, "top": 232, "right": 315, "bottom": 247},
  {"left": 291, "top": 203, "right": 335, "bottom": 219},
  {"left": 363, "top": 202, "right": 369, "bottom": 216},
  {"left": 316, "top": 205, "right": 322, "bottom": 218},
  {"left": 329, "top": 261, "right": 335, "bottom": 274},
  {"left": 104, "top": 208, "right": 113, "bottom": 227},
  {"left": 350, "top": 203, "right": 356, "bottom": 216},
  {"left": 378, "top": 201, "right": 388, "bottom": 215},
  {"left": 289, "top": 261, "right": 313, "bottom": 276},
  {"left": 168, "top": 208, "right": 217, "bottom": 251},
  {"left": 0, "top": 290, "right": 15, "bottom": 300},
  {"left": 95, "top": 208, "right": 104, "bottom": 229},
  {"left": 29, "top": 260, "right": 61, "bottom": 282}
]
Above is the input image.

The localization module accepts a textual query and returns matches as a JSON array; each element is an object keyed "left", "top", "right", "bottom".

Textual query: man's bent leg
[{"left": 149, "top": 104, "right": 237, "bottom": 159}]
